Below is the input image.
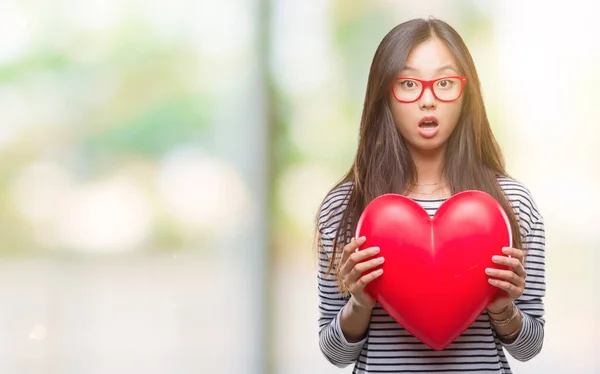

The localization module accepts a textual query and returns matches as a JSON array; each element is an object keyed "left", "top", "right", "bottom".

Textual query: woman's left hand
[{"left": 485, "top": 247, "right": 527, "bottom": 313}]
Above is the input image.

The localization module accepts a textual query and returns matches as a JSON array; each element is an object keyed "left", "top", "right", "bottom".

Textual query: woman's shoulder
[
  {"left": 496, "top": 175, "right": 544, "bottom": 227},
  {"left": 317, "top": 181, "right": 354, "bottom": 235},
  {"left": 496, "top": 175, "right": 537, "bottom": 204},
  {"left": 496, "top": 175, "right": 531, "bottom": 194}
]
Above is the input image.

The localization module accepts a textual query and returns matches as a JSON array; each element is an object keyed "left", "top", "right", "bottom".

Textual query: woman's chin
[{"left": 407, "top": 137, "right": 448, "bottom": 154}]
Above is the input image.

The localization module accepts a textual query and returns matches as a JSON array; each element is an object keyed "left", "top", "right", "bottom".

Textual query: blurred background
[{"left": 0, "top": 0, "right": 598, "bottom": 373}]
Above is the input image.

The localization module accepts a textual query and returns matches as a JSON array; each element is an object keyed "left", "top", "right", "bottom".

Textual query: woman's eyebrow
[
  {"left": 402, "top": 64, "right": 459, "bottom": 73},
  {"left": 436, "top": 64, "right": 459, "bottom": 73}
]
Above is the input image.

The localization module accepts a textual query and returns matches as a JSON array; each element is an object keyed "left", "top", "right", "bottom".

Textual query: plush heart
[{"left": 355, "top": 190, "right": 511, "bottom": 351}]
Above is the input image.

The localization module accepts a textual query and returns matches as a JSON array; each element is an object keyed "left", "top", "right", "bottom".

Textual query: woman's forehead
[{"left": 400, "top": 39, "right": 459, "bottom": 76}]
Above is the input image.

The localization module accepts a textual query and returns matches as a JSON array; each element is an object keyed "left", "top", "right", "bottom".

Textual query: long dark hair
[{"left": 318, "top": 18, "right": 522, "bottom": 284}]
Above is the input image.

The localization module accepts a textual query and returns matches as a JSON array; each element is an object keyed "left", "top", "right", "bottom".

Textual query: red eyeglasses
[{"left": 391, "top": 76, "right": 467, "bottom": 103}]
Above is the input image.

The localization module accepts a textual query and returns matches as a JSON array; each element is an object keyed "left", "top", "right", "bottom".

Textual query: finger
[
  {"left": 350, "top": 256, "right": 385, "bottom": 279},
  {"left": 513, "top": 261, "right": 527, "bottom": 278},
  {"left": 488, "top": 278, "right": 522, "bottom": 298},
  {"left": 339, "top": 243, "right": 376, "bottom": 279},
  {"left": 492, "top": 255, "right": 523, "bottom": 273},
  {"left": 502, "top": 246, "right": 524, "bottom": 260},
  {"left": 342, "top": 237, "right": 366, "bottom": 261},
  {"left": 340, "top": 237, "right": 366, "bottom": 272},
  {"left": 485, "top": 268, "right": 525, "bottom": 287},
  {"left": 349, "top": 268, "right": 384, "bottom": 294},
  {"left": 344, "top": 246, "right": 381, "bottom": 275}
]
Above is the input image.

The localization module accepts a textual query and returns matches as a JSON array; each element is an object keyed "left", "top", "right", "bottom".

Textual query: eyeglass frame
[{"left": 391, "top": 75, "right": 468, "bottom": 103}]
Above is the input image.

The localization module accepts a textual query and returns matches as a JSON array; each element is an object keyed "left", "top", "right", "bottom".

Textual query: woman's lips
[{"left": 418, "top": 116, "right": 439, "bottom": 138}]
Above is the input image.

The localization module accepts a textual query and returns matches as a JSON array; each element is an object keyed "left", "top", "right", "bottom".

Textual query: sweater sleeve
[
  {"left": 317, "top": 231, "right": 368, "bottom": 367},
  {"left": 501, "top": 216, "right": 546, "bottom": 361},
  {"left": 316, "top": 183, "right": 367, "bottom": 367}
]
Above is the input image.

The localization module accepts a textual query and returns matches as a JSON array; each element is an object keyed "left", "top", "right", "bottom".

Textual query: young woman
[{"left": 315, "top": 18, "right": 546, "bottom": 373}]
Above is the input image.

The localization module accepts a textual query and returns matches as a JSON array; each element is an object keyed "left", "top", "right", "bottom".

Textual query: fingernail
[
  {"left": 376, "top": 269, "right": 383, "bottom": 275},
  {"left": 485, "top": 268, "right": 492, "bottom": 274},
  {"left": 488, "top": 278, "right": 495, "bottom": 284},
  {"left": 492, "top": 255, "right": 501, "bottom": 261},
  {"left": 502, "top": 247, "right": 511, "bottom": 254},
  {"left": 358, "top": 236, "right": 366, "bottom": 242},
  {"left": 372, "top": 246, "right": 380, "bottom": 253},
  {"left": 377, "top": 257, "right": 385, "bottom": 264}
]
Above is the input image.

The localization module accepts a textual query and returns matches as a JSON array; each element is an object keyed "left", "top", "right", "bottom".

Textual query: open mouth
[
  {"left": 419, "top": 116, "right": 439, "bottom": 129},
  {"left": 418, "top": 116, "right": 439, "bottom": 138}
]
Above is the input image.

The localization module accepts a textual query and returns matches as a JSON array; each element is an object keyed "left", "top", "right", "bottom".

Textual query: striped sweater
[{"left": 316, "top": 177, "right": 546, "bottom": 373}]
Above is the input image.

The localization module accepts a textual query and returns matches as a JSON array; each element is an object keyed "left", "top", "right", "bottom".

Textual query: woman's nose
[{"left": 419, "top": 87, "right": 437, "bottom": 109}]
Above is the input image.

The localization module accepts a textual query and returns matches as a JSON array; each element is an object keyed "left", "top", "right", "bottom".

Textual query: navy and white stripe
[{"left": 317, "top": 177, "right": 546, "bottom": 373}]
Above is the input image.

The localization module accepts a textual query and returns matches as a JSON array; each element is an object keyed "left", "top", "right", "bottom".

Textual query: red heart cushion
[{"left": 355, "top": 190, "right": 511, "bottom": 350}]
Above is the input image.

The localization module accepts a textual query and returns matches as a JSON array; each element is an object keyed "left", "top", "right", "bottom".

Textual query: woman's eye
[
  {"left": 401, "top": 80, "right": 417, "bottom": 88},
  {"left": 437, "top": 80, "right": 451, "bottom": 88}
]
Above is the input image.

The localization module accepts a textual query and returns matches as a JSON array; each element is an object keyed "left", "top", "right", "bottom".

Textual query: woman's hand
[
  {"left": 485, "top": 246, "right": 527, "bottom": 313},
  {"left": 338, "top": 236, "right": 385, "bottom": 310}
]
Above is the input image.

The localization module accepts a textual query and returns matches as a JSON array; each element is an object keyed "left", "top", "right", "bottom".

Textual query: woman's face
[{"left": 389, "top": 38, "right": 465, "bottom": 154}]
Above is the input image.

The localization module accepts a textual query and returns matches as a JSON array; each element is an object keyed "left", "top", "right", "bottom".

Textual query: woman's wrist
[
  {"left": 340, "top": 297, "right": 374, "bottom": 343},
  {"left": 489, "top": 302, "right": 518, "bottom": 326},
  {"left": 349, "top": 296, "right": 375, "bottom": 314},
  {"left": 488, "top": 302, "right": 523, "bottom": 344},
  {"left": 487, "top": 303, "right": 510, "bottom": 315}
]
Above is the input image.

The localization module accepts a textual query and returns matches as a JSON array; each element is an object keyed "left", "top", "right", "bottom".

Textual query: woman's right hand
[{"left": 339, "top": 236, "right": 385, "bottom": 310}]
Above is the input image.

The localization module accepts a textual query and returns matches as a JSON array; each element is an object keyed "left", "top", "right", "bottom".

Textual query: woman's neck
[
  {"left": 410, "top": 147, "right": 446, "bottom": 184},
  {"left": 405, "top": 146, "right": 451, "bottom": 200}
]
